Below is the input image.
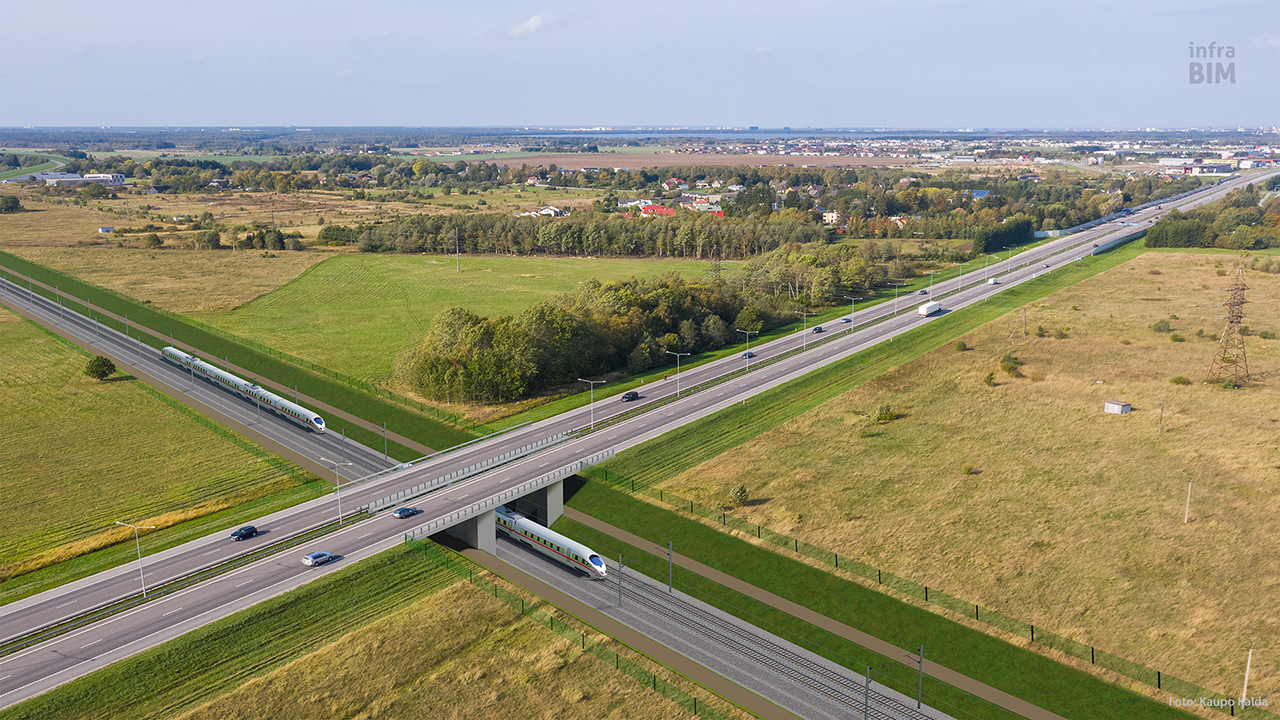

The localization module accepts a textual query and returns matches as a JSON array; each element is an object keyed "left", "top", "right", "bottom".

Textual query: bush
[
  {"left": 285, "top": 237, "right": 304, "bottom": 251},
  {"left": 1053, "top": 327, "right": 1070, "bottom": 340},
  {"left": 874, "top": 404, "right": 897, "bottom": 423},
  {"left": 1170, "top": 376, "right": 1192, "bottom": 385},
  {"left": 728, "top": 484, "right": 748, "bottom": 507},
  {"left": 1259, "top": 330, "right": 1276, "bottom": 340},
  {"left": 983, "top": 371, "right": 996, "bottom": 387},
  {"left": 954, "top": 341, "right": 968, "bottom": 352},
  {"left": 1222, "top": 378, "right": 1238, "bottom": 389},
  {"left": 1035, "top": 325, "right": 1048, "bottom": 338},
  {"left": 999, "top": 352, "right": 1023, "bottom": 375},
  {"left": 1151, "top": 319, "right": 1173, "bottom": 333},
  {"left": 962, "top": 464, "right": 977, "bottom": 475},
  {"left": 84, "top": 355, "right": 115, "bottom": 381},
  {"left": 1170, "top": 334, "right": 1185, "bottom": 342},
  {"left": 142, "top": 233, "right": 163, "bottom": 249}
]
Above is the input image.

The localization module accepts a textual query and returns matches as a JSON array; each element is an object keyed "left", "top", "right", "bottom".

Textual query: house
[
  {"left": 640, "top": 204, "right": 674, "bottom": 217},
  {"left": 822, "top": 210, "right": 842, "bottom": 225},
  {"left": 149, "top": 186, "right": 172, "bottom": 194},
  {"left": 208, "top": 178, "right": 229, "bottom": 188},
  {"left": 661, "top": 178, "right": 687, "bottom": 191},
  {"left": 537, "top": 206, "right": 569, "bottom": 217},
  {"left": 83, "top": 174, "right": 125, "bottom": 186}
]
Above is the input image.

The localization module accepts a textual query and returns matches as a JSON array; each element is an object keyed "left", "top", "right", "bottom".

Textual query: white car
[{"left": 302, "top": 551, "right": 335, "bottom": 567}]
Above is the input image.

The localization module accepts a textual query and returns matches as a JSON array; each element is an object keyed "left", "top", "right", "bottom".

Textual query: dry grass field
[
  {"left": 174, "top": 580, "right": 696, "bottom": 720},
  {"left": 0, "top": 306, "right": 305, "bottom": 581},
  {"left": 660, "top": 251, "right": 1280, "bottom": 697}
]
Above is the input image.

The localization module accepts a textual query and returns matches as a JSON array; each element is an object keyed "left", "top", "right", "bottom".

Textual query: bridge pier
[
  {"left": 513, "top": 479, "right": 563, "bottom": 527},
  {"left": 445, "top": 508, "right": 495, "bottom": 554}
]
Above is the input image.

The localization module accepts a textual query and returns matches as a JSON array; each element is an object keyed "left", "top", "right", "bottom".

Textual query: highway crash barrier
[
  {"left": 365, "top": 433, "right": 568, "bottom": 512},
  {"left": 401, "top": 448, "right": 615, "bottom": 542}
]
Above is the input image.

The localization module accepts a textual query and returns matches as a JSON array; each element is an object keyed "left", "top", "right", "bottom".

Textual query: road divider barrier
[
  {"left": 366, "top": 433, "right": 568, "bottom": 512},
  {"left": 401, "top": 449, "right": 614, "bottom": 542}
]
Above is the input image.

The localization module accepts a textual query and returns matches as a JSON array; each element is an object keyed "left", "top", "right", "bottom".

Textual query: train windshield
[
  {"left": 313, "top": 418, "right": 325, "bottom": 427},
  {"left": 588, "top": 555, "right": 604, "bottom": 567}
]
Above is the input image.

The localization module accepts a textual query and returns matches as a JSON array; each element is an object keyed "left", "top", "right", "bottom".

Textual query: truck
[{"left": 917, "top": 301, "right": 941, "bottom": 318}]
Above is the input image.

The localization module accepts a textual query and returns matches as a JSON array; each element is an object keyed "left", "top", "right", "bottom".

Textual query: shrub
[
  {"left": 874, "top": 404, "right": 897, "bottom": 423},
  {"left": 1054, "top": 327, "right": 1070, "bottom": 340},
  {"left": 1222, "top": 378, "right": 1238, "bottom": 389},
  {"left": 142, "top": 233, "right": 163, "bottom": 249},
  {"left": 728, "top": 484, "right": 748, "bottom": 507},
  {"left": 1170, "top": 376, "right": 1192, "bottom": 385},
  {"left": 1170, "top": 334, "right": 1185, "bottom": 342},
  {"left": 84, "top": 355, "right": 115, "bottom": 381},
  {"left": 1151, "top": 319, "right": 1173, "bottom": 333},
  {"left": 285, "top": 237, "right": 304, "bottom": 251},
  {"left": 999, "top": 352, "right": 1023, "bottom": 375},
  {"left": 962, "top": 464, "right": 977, "bottom": 475},
  {"left": 983, "top": 372, "right": 996, "bottom": 387},
  {"left": 1255, "top": 330, "right": 1276, "bottom": 340},
  {"left": 1148, "top": 268, "right": 1162, "bottom": 275},
  {"left": 1217, "top": 269, "right": 1227, "bottom": 276},
  {"left": 954, "top": 341, "right": 969, "bottom": 352},
  {"left": 1035, "top": 325, "right": 1047, "bottom": 338}
]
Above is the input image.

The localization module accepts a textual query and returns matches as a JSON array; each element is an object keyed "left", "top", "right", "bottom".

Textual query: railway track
[{"left": 614, "top": 567, "right": 941, "bottom": 720}]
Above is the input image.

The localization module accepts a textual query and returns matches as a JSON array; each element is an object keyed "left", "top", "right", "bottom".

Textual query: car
[
  {"left": 621, "top": 391, "right": 640, "bottom": 402},
  {"left": 1092, "top": 243, "right": 1098, "bottom": 248},
  {"left": 811, "top": 326, "right": 823, "bottom": 333},
  {"left": 918, "top": 289, "right": 928, "bottom": 295},
  {"left": 391, "top": 507, "right": 420, "bottom": 519},
  {"left": 840, "top": 317, "right": 852, "bottom": 323},
  {"left": 229, "top": 525, "right": 258, "bottom": 541},
  {"left": 741, "top": 351, "right": 755, "bottom": 359},
  {"left": 1042, "top": 263, "right": 1050, "bottom": 268},
  {"left": 302, "top": 551, "right": 335, "bottom": 567}
]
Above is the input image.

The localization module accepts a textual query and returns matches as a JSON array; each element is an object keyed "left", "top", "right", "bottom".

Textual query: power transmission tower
[
  {"left": 707, "top": 244, "right": 723, "bottom": 283},
  {"left": 1206, "top": 267, "right": 1248, "bottom": 387}
]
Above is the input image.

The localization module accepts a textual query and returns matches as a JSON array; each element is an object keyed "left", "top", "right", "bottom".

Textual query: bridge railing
[
  {"left": 365, "top": 432, "right": 568, "bottom": 512},
  {"left": 401, "top": 448, "right": 614, "bottom": 541}
]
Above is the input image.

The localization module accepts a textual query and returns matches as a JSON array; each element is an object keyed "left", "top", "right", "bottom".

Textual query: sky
[{"left": 3, "top": 0, "right": 1277, "bottom": 130}]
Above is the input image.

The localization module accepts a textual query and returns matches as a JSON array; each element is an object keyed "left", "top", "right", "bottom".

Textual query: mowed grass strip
[
  {"left": 559, "top": 479, "right": 1199, "bottom": 720},
  {"left": 0, "top": 250, "right": 476, "bottom": 451},
  {"left": 192, "top": 253, "right": 727, "bottom": 384},
  {"left": 657, "top": 251, "right": 1280, "bottom": 698},
  {"left": 0, "top": 306, "right": 310, "bottom": 584}
]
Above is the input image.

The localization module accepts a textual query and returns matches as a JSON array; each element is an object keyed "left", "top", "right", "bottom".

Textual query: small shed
[{"left": 1104, "top": 401, "right": 1131, "bottom": 415}]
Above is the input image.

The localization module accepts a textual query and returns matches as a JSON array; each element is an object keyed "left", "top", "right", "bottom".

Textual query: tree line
[{"left": 1144, "top": 184, "right": 1280, "bottom": 250}]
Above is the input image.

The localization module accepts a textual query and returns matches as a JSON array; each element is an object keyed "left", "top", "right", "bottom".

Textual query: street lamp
[
  {"left": 115, "top": 521, "right": 157, "bottom": 598},
  {"left": 320, "top": 457, "right": 353, "bottom": 525},
  {"left": 735, "top": 328, "right": 758, "bottom": 368},
  {"left": 794, "top": 310, "right": 816, "bottom": 348},
  {"left": 890, "top": 283, "right": 906, "bottom": 314},
  {"left": 842, "top": 295, "right": 863, "bottom": 320},
  {"left": 578, "top": 378, "right": 604, "bottom": 429},
  {"left": 665, "top": 350, "right": 690, "bottom": 397}
]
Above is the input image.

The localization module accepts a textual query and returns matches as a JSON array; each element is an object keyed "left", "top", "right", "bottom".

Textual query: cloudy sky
[{"left": 4, "top": 0, "right": 1277, "bottom": 129}]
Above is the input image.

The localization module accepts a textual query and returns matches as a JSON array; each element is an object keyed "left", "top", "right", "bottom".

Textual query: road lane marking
[
  {"left": 161, "top": 607, "right": 183, "bottom": 617},
  {"left": 539, "top": 462, "right": 550, "bottom": 467},
  {"left": 79, "top": 639, "right": 103, "bottom": 649},
  {"left": 203, "top": 549, "right": 222, "bottom": 556},
  {"left": 54, "top": 601, "right": 76, "bottom": 609},
  {"left": 358, "top": 533, "right": 372, "bottom": 539},
  {"left": 0, "top": 675, "right": 10, "bottom": 682},
  {"left": 235, "top": 580, "right": 253, "bottom": 588}
]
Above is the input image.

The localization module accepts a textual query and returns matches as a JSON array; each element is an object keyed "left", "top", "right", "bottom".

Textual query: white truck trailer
[{"left": 917, "top": 301, "right": 941, "bottom": 317}]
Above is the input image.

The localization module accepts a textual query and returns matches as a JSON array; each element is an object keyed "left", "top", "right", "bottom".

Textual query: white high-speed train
[
  {"left": 496, "top": 505, "right": 607, "bottom": 579},
  {"left": 161, "top": 347, "right": 326, "bottom": 433}
]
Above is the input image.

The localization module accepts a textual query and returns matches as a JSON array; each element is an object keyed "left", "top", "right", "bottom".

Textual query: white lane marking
[
  {"left": 235, "top": 580, "right": 253, "bottom": 588},
  {"left": 539, "top": 462, "right": 550, "bottom": 467},
  {"left": 203, "top": 549, "right": 221, "bottom": 556},
  {"left": 0, "top": 675, "right": 10, "bottom": 682},
  {"left": 161, "top": 607, "right": 183, "bottom": 617},
  {"left": 54, "top": 601, "right": 76, "bottom": 609},
  {"left": 79, "top": 639, "right": 103, "bottom": 649},
  {"left": 358, "top": 533, "right": 372, "bottom": 540}
]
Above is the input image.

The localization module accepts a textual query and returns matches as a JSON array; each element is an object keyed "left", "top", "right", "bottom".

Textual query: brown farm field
[
  {"left": 660, "top": 251, "right": 1280, "bottom": 697},
  {"left": 174, "top": 576, "right": 709, "bottom": 720}
]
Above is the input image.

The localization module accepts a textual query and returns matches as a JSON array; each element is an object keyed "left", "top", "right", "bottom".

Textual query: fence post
[{"left": 1031, "top": 625, "right": 1034, "bottom": 642}]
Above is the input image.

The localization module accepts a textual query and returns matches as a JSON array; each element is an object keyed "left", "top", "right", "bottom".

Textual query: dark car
[
  {"left": 392, "top": 507, "right": 420, "bottom": 519},
  {"left": 918, "top": 289, "right": 928, "bottom": 295},
  {"left": 840, "top": 317, "right": 852, "bottom": 323},
  {"left": 811, "top": 326, "right": 823, "bottom": 333},
  {"left": 302, "top": 551, "right": 335, "bottom": 567},
  {"left": 230, "top": 525, "right": 258, "bottom": 541},
  {"left": 621, "top": 391, "right": 640, "bottom": 402},
  {"left": 1042, "top": 263, "right": 1050, "bottom": 268},
  {"left": 741, "top": 351, "right": 755, "bottom": 359}
]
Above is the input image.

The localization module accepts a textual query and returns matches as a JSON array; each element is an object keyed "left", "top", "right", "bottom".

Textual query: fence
[
  {"left": 580, "top": 466, "right": 1277, "bottom": 719},
  {"left": 406, "top": 537, "right": 733, "bottom": 720},
  {"left": 400, "top": 449, "right": 614, "bottom": 542},
  {"left": 365, "top": 432, "right": 568, "bottom": 512}
]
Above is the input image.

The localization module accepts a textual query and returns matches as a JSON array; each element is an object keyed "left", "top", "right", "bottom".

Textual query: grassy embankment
[
  {"left": 0, "top": 306, "right": 326, "bottom": 604},
  {"left": 0, "top": 543, "right": 721, "bottom": 720}
]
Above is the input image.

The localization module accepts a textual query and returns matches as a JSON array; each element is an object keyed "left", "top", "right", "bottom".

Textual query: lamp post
[
  {"left": 842, "top": 295, "right": 863, "bottom": 320},
  {"left": 665, "top": 350, "right": 690, "bottom": 397},
  {"left": 890, "top": 283, "right": 906, "bottom": 314},
  {"left": 794, "top": 310, "right": 816, "bottom": 349},
  {"left": 956, "top": 261, "right": 972, "bottom": 294},
  {"left": 115, "top": 521, "right": 157, "bottom": 598},
  {"left": 735, "top": 328, "right": 758, "bottom": 368},
  {"left": 578, "top": 378, "right": 604, "bottom": 429},
  {"left": 320, "top": 457, "right": 353, "bottom": 525}
]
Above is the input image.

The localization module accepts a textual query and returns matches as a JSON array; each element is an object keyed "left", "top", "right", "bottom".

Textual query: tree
[
  {"left": 142, "top": 233, "right": 163, "bottom": 249},
  {"left": 734, "top": 307, "right": 764, "bottom": 334},
  {"left": 85, "top": 355, "right": 115, "bottom": 381},
  {"left": 0, "top": 196, "right": 21, "bottom": 213},
  {"left": 728, "top": 484, "right": 749, "bottom": 507}
]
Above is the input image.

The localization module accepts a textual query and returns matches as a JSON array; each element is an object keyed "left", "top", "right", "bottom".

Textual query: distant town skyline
[{"left": 4, "top": 0, "right": 1277, "bottom": 129}]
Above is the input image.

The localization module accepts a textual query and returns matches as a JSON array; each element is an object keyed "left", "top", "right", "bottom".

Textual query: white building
[{"left": 84, "top": 174, "right": 125, "bottom": 186}]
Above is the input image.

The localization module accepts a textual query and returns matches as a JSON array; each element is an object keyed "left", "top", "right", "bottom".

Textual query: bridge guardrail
[
  {"left": 366, "top": 432, "right": 568, "bottom": 512},
  {"left": 402, "top": 448, "right": 614, "bottom": 542}
]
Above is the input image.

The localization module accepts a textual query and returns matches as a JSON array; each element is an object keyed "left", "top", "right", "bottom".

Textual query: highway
[{"left": 0, "top": 168, "right": 1272, "bottom": 708}]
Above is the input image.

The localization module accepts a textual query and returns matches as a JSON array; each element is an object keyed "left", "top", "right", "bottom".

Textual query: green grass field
[
  {"left": 192, "top": 254, "right": 725, "bottom": 384},
  {"left": 1, "top": 543, "right": 703, "bottom": 720},
  {"left": 0, "top": 306, "right": 315, "bottom": 586}
]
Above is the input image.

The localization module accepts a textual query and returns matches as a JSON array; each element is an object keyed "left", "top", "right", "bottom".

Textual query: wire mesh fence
[
  {"left": 406, "top": 538, "right": 734, "bottom": 720},
  {"left": 580, "top": 466, "right": 1278, "bottom": 719}
]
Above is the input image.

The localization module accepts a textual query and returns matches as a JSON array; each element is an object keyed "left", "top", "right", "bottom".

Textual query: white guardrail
[
  {"left": 365, "top": 432, "right": 567, "bottom": 512},
  {"left": 402, "top": 448, "right": 614, "bottom": 542}
]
